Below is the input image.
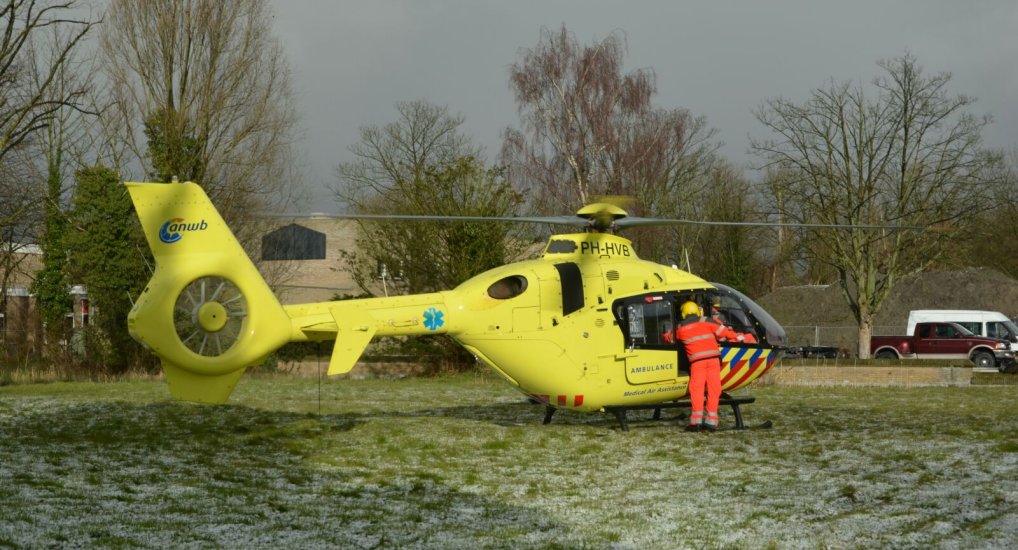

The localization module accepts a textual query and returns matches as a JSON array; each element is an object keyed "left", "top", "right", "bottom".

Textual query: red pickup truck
[{"left": 871, "top": 322, "right": 1015, "bottom": 371}]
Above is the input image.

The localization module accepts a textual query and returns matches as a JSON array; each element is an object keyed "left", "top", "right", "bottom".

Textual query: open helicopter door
[{"left": 614, "top": 294, "right": 684, "bottom": 384}]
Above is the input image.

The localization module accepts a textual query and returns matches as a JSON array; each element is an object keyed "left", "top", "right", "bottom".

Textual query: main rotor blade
[
  {"left": 616, "top": 216, "right": 923, "bottom": 231},
  {"left": 262, "top": 212, "right": 590, "bottom": 226},
  {"left": 260, "top": 212, "right": 923, "bottom": 231}
]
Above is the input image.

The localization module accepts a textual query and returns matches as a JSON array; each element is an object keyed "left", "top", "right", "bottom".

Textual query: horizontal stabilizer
[{"left": 327, "top": 304, "right": 377, "bottom": 375}]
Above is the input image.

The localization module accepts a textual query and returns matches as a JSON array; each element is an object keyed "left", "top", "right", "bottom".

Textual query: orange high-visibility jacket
[
  {"left": 707, "top": 315, "right": 757, "bottom": 344},
  {"left": 677, "top": 317, "right": 724, "bottom": 364}
]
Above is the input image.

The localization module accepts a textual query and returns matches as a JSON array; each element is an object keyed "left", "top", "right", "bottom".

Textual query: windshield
[
  {"left": 986, "top": 320, "right": 1018, "bottom": 341},
  {"left": 1002, "top": 320, "right": 1018, "bottom": 337},
  {"left": 710, "top": 282, "right": 786, "bottom": 347}
]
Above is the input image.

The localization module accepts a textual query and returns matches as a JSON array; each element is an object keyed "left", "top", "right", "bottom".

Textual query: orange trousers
[{"left": 688, "top": 357, "right": 721, "bottom": 425}]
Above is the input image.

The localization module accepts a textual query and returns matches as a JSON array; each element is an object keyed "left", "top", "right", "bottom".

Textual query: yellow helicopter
[{"left": 127, "top": 181, "right": 792, "bottom": 430}]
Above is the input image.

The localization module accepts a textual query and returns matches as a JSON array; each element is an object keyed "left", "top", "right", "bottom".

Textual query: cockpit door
[{"left": 614, "top": 295, "right": 681, "bottom": 384}]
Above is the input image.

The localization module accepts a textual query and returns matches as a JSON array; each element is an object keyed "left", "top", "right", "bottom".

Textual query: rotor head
[{"left": 576, "top": 202, "right": 628, "bottom": 232}]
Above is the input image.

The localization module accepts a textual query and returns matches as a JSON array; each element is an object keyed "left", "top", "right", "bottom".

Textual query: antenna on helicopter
[{"left": 377, "top": 261, "right": 389, "bottom": 297}]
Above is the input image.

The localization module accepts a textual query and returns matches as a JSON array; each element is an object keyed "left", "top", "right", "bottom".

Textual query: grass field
[{"left": 1, "top": 373, "right": 1016, "bottom": 549}]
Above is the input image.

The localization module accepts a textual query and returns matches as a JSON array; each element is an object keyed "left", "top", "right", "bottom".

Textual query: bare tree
[
  {"left": 335, "top": 100, "right": 530, "bottom": 370},
  {"left": 953, "top": 147, "right": 1018, "bottom": 278},
  {"left": 335, "top": 100, "right": 531, "bottom": 295},
  {"left": 0, "top": 1, "right": 96, "bottom": 353},
  {"left": 336, "top": 100, "right": 481, "bottom": 213},
  {"left": 0, "top": 0, "right": 95, "bottom": 164},
  {"left": 500, "top": 24, "right": 723, "bottom": 264},
  {"left": 686, "top": 162, "right": 770, "bottom": 294},
  {"left": 753, "top": 54, "right": 1003, "bottom": 357},
  {"left": 99, "top": 0, "right": 302, "bottom": 227},
  {"left": 1, "top": 0, "right": 95, "bottom": 233},
  {"left": 0, "top": 156, "right": 36, "bottom": 348}
]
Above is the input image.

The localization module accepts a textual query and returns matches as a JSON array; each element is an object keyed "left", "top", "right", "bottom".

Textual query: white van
[{"left": 906, "top": 310, "right": 1018, "bottom": 351}]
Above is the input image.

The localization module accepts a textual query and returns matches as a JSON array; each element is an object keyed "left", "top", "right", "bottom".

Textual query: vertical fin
[
  {"left": 125, "top": 181, "right": 292, "bottom": 404},
  {"left": 162, "top": 362, "right": 247, "bottom": 404}
]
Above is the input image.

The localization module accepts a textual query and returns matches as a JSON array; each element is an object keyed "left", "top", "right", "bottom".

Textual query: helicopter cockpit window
[
  {"left": 487, "top": 275, "right": 528, "bottom": 300},
  {"left": 710, "top": 282, "right": 786, "bottom": 347},
  {"left": 616, "top": 295, "right": 675, "bottom": 348},
  {"left": 546, "top": 239, "right": 577, "bottom": 254}
]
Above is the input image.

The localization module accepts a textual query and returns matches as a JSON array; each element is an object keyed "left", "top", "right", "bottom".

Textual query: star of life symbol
[{"left": 423, "top": 307, "right": 445, "bottom": 331}]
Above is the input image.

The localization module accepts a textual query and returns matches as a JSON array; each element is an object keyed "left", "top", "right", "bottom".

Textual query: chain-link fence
[{"left": 783, "top": 325, "right": 902, "bottom": 357}]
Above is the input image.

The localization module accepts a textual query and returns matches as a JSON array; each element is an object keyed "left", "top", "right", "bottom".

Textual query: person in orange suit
[
  {"left": 676, "top": 300, "right": 725, "bottom": 432},
  {"left": 706, "top": 296, "right": 757, "bottom": 344}
]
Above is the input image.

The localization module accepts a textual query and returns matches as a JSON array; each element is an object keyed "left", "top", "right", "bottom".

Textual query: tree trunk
[{"left": 857, "top": 316, "right": 874, "bottom": 359}]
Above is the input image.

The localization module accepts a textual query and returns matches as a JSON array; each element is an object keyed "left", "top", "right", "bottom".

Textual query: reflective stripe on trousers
[
  {"left": 689, "top": 410, "right": 704, "bottom": 427},
  {"left": 704, "top": 412, "right": 719, "bottom": 427}
]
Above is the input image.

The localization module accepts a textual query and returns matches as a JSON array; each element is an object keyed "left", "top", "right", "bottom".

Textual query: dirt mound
[
  {"left": 755, "top": 268, "right": 1018, "bottom": 350},
  {"left": 881, "top": 269, "right": 1018, "bottom": 323}
]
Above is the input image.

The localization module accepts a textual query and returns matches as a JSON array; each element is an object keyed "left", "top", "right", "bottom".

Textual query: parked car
[
  {"left": 907, "top": 310, "right": 1018, "bottom": 352},
  {"left": 871, "top": 321, "right": 1014, "bottom": 372}
]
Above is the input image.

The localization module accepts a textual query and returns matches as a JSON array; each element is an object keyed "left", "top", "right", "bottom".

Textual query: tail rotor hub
[
  {"left": 174, "top": 276, "right": 248, "bottom": 357},
  {"left": 197, "top": 301, "right": 229, "bottom": 332}
]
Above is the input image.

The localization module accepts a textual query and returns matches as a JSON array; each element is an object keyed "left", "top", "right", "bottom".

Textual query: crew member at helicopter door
[
  {"left": 676, "top": 300, "right": 725, "bottom": 432},
  {"left": 706, "top": 296, "right": 757, "bottom": 344}
]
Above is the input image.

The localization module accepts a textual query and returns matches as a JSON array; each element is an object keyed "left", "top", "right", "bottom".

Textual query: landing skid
[{"left": 543, "top": 393, "right": 767, "bottom": 432}]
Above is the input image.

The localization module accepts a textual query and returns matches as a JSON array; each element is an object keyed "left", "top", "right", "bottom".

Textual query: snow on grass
[{"left": 0, "top": 374, "right": 1016, "bottom": 548}]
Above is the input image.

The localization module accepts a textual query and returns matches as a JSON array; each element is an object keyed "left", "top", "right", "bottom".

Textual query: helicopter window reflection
[
  {"left": 487, "top": 275, "right": 528, "bottom": 300},
  {"left": 546, "top": 239, "right": 578, "bottom": 254},
  {"left": 627, "top": 305, "right": 645, "bottom": 337},
  {"left": 620, "top": 296, "right": 674, "bottom": 347},
  {"left": 725, "top": 308, "right": 754, "bottom": 333},
  {"left": 709, "top": 282, "right": 786, "bottom": 347},
  {"left": 555, "top": 262, "right": 584, "bottom": 315}
]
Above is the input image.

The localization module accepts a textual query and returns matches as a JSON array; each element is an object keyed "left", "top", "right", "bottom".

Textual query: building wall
[
  {"left": 2, "top": 246, "right": 43, "bottom": 352},
  {"left": 2, "top": 247, "right": 93, "bottom": 356},
  {"left": 258, "top": 217, "right": 363, "bottom": 304}
]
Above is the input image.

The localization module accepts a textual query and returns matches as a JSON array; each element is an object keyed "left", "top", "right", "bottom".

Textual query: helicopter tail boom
[
  {"left": 283, "top": 293, "right": 451, "bottom": 376},
  {"left": 126, "top": 181, "right": 292, "bottom": 403}
]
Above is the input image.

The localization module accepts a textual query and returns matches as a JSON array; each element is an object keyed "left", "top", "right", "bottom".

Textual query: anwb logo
[{"left": 159, "top": 218, "right": 209, "bottom": 244}]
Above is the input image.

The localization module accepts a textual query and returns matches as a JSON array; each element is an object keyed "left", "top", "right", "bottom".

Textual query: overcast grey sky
[{"left": 269, "top": 0, "right": 1018, "bottom": 212}]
